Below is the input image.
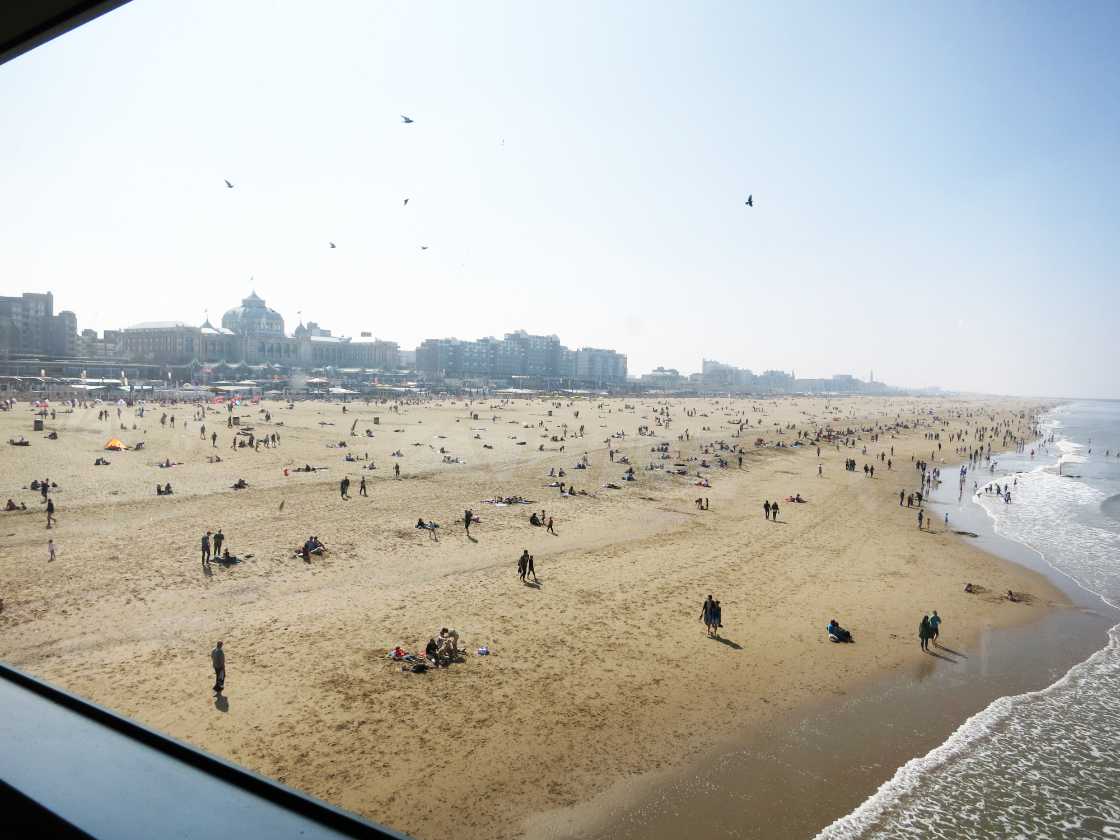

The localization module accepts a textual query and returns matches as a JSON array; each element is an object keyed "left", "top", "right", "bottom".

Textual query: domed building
[{"left": 221, "top": 291, "right": 284, "bottom": 338}]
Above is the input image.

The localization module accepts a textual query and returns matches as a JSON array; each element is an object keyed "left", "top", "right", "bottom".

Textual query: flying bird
[
  {"left": 400, "top": 115, "right": 414, "bottom": 124},
  {"left": 403, "top": 198, "right": 409, "bottom": 206},
  {"left": 420, "top": 245, "right": 429, "bottom": 250},
  {"left": 745, "top": 195, "right": 753, "bottom": 207},
  {"left": 224, "top": 179, "right": 234, "bottom": 189},
  {"left": 329, "top": 242, "right": 336, "bottom": 249}
]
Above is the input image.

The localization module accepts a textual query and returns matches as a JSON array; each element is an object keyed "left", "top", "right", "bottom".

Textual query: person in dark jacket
[
  {"left": 211, "top": 641, "right": 225, "bottom": 692},
  {"left": 919, "top": 615, "right": 932, "bottom": 651}
]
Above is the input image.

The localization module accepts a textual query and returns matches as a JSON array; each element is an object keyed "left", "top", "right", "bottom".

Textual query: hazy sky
[{"left": 2, "top": 1, "right": 1117, "bottom": 397}]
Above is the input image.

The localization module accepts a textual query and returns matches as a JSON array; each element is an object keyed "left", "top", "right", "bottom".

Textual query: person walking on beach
[
  {"left": 919, "top": 615, "right": 932, "bottom": 652},
  {"left": 546, "top": 516, "right": 556, "bottom": 535},
  {"left": 213, "top": 528, "right": 224, "bottom": 557},
  {"left": 930, "top": 611, "right": 942, "bottom": 643},
  {"left": 517, "top": 549, "right": 530, "bottom": 582},
  {"left": 525, "top": 552, "right": 537, "bottom": 582},
  {"left": 463, "top": 509, "right": 473, "bottom": 536},
  {"left": 712, "top": 600, "right": 723, "bottom": 638},
  {"left": 211, "top": 641, "right": 225, "bottom": 693},
  {"left": 48, "top": 539, "right": 56, "bottom": 562},
  {"left": 917, "top": 509, "right": 924, "bottom": 530},
  {"left": 700, "top": 595, "right": 716, "bottom": 638},
  {"left": 46, "top": 497, "right": 55, "bottom": 529},
  {"left": 899, "top": 489, "right": 905, "bottom": 506},
  {"left": 359, "top": 476, "right": 368, "bottom": 497},
  {"left": 394, "top": 463, "right": 400, "bottom": 479},
  {"left": 763, "top": 500, "right": 771, "bottom": 520},
  {"left": 771, "top": 501, "right": 780, "bottom": 521},
  {"left": 340, "top": 476, "right": 350, "bottom": 500},
  {"left": 201, "top": 531, "right": 212, "bottom": 567}
]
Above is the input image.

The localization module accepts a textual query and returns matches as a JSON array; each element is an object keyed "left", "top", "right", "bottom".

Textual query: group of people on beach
[{"left": 200, "top": 529, "right": 230, "bottom": 568}]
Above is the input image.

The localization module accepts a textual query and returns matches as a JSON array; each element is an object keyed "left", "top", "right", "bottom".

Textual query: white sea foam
[{"left": 818, "top": 421, "right": 1120, "bottom": 839}]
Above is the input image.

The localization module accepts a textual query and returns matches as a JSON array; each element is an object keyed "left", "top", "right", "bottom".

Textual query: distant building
[
  {"left": 700, "top": 359, "right": 756, "bottom": 390},
  {"left": 0, "top": 292, "right": 79, "bottom": 358},
  {"left": 416, "top": 330, "right": 626, "bottom": 386},
  {"left": 119, "top": 290, "right": 399, "bottom": 372},
  {"left": 77, "top": 328, "right": 124, "bottom": 359},
  {"left": 640, "top": 366, "right": 688, "bottom": 389}
]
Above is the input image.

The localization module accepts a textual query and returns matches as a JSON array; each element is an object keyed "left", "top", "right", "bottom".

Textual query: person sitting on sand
[
  {"left": 231, "top": 478, "right": 248, "bottom": 490},
  {"left": 964, "top": 582, "right": 974, "bottom": 593},
  {"left": 1007, "top": 589, "right": 1019, "bottom": 602},
  {"left": 827, "top": 619, "right": 853, "bottom": 642},
  {"left": 437, "top": 628, "right": 460, "bottom": 657},
  {"left": 529, "top": 512, "right": 542, "bottom": 527},
  {"left": 425, "top": 638, "right": 447, "bottom": 666},
  {"left": 4, "top": 499, "right": 17, "bottom": 511}
]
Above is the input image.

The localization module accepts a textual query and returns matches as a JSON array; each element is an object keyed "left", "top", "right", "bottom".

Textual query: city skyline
[
  {"left": 1, "top": 286, "right": 907, "bottom": 394},
  {"left": 2, "top": 2, "right": 1117, "bottom": 397}
]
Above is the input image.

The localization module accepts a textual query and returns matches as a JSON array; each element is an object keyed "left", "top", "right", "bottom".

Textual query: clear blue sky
[{"left": 1, "top": 1, "right": 1117, "bottom": 397}]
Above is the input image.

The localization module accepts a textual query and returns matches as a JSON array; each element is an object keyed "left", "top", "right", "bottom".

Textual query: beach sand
[{"left": 0, "top": 395, "right": 1067, "bottom": 839}]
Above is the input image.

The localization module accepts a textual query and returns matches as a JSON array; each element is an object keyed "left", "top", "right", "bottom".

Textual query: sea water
[{"left": 818, "top": 401, "right": 1120, "bottom": 839}]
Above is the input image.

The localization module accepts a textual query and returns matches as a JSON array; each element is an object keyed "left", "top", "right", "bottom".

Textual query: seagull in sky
[
  {"left": 401, "top": 115, "right": 414, "bottom": 124},
  {"left": 420, "top": 245, "right": 429, "bottom": 250},
  {"left": 329, "top": 242, "right": 336, "bottom": 249},
  {"left": 224, "top": 179, "right": 234, "bottom": 189},
  {"left": 403, "top": 198, "right": 409, "bottom": 206},
  {"left": 745, "top": 195, "right": 753, "bottom": 207}
]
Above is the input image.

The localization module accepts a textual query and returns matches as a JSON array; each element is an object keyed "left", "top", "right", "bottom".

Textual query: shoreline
[{"left": 541, "top": 425, "right": 1118, "bottom": 840}]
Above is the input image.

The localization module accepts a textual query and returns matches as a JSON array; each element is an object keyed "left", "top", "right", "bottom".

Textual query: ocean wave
[
  {"left": 1102, "top": 494, "right": 1120, "bottom": 522},
  {"left": 815, "top": 627, "right": 1120, "bottom": 839},
  {"left": 819, "top": 412, "right": 1120, "bottom": 839}
]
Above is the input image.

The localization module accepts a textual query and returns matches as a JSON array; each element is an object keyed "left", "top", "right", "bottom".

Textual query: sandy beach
[{"left": 0, "top": 395, "right": 1067, "bottom": 839}]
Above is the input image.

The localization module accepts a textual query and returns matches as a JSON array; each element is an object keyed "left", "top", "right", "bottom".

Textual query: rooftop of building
[{"left": 125, "top": 321, "right": 193, "bottom": 331}]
